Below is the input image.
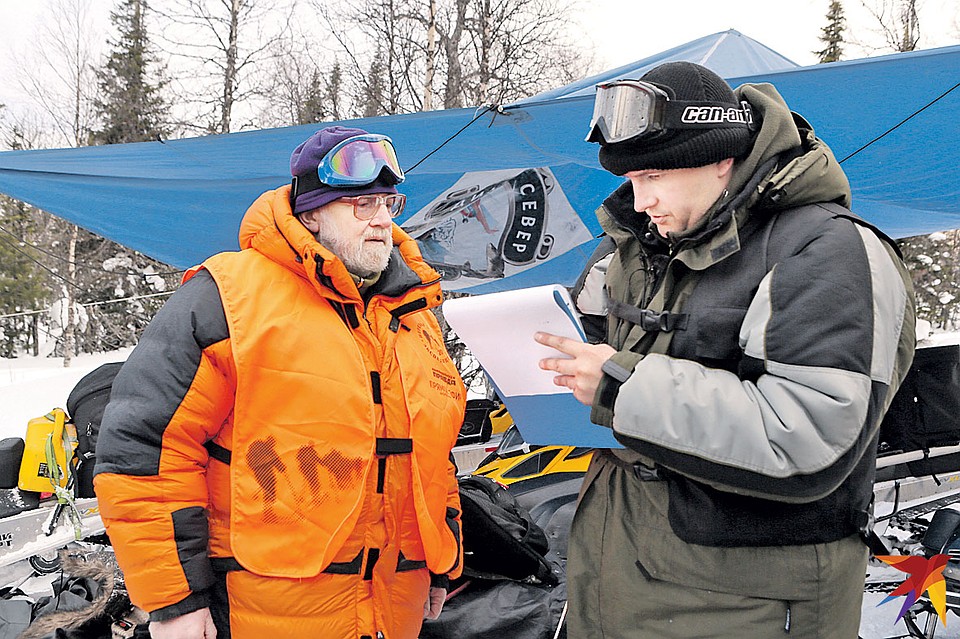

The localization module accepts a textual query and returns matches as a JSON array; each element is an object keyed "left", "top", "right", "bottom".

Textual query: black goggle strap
[
  {"left": 291, "top": 166, "right": 402, "bottom": 198},
  {"left": 291, "top": 170, "right": 324, "bottom": 202},
  {"left": 289, "top": 173, "right": 316, "bottom": 212},
  {"left": 586, "top": 99, "right": 755, "bottom": 145},
  {"left": 290, "top": 167, "right": 401, "bottom": 211}
]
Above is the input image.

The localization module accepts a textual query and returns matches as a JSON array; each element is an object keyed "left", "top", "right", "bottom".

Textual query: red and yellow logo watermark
[{"left": 876, "top": 554, "right": 949, "bottom": 626}]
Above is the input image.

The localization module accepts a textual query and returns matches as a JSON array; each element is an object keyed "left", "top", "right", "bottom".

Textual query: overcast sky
[
  {"left": 578, "top": 0, "right": 959, "bottom": 68},
  {"left": 0, "top": 0, "right": 957, "bottom": 124}
]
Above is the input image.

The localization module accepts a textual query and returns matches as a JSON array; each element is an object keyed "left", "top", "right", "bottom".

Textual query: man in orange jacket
[{"left": 94, "top": 126, "right": 466, "bottom": 639}]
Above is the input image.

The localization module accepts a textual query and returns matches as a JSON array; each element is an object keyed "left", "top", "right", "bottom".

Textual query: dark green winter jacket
[{"left": 579, "top": 82, "right": 916, "bottom": 547}]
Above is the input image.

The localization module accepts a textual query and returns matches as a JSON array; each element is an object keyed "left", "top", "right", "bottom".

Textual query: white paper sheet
[{"left": 442, "top": 284, "right": 585, "bottom": 397}]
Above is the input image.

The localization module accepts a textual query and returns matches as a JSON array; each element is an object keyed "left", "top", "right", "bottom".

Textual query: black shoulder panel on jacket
[
  {"left": 185, "top": 270, "right": 230, "bottom": 350},
  {"left": 94, "top": 270, "right": 229, "bottom": 477},
  {"left": 371, "top": 247, "right": 424, "bottom": 298}
]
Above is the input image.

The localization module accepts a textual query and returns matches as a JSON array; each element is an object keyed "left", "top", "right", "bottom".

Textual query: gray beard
[{"left": 315, "top": 215, "right": 392, "bottom": 278}]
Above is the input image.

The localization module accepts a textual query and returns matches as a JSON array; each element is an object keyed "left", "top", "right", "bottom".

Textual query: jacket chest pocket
[{"left": 676, "top": 306, "right": 748, "bottom": 371}]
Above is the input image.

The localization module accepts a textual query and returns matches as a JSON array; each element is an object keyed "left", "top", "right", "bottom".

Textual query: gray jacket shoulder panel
[{"left": 95, "top": 270, "right": 229, "bottom": 477}]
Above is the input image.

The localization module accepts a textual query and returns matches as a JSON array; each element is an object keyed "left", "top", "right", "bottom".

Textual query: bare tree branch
[
  {"left": 860, "top": 0, "right": 922, "bottom": 52},
  {"left": 13, "top": 0, "right": 100, "bottom": 147},
  {"left": 154, "top": 0, "right": 295, "bottom": 132}
]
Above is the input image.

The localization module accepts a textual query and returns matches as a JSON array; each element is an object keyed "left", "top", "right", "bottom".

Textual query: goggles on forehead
[
  {"left": 584, "top": 80, "right": 754, "bottom": 145},
  {"left": 317, "top": 134, "right": 405, "bottom": 187}
]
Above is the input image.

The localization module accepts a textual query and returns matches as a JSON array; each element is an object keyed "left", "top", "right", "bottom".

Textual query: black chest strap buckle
[{"left": 607, "top": 300, "right": 689, "bottom": 333}]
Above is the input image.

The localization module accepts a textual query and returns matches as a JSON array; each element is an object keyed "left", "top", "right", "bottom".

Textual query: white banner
[{"left": 403, "top": 168, "right": 593, "bottom": 290}]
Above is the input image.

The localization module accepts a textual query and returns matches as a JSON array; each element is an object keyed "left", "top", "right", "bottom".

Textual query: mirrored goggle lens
[
  {"left": 586, "top": 82, "right": 661, "bottom": 144},
  {"left": 322, "top": 137, "right": 404, "bottom": 186}
]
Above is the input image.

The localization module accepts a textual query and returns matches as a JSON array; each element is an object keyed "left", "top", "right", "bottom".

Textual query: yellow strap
[{"left": 44, "top": 430, "right": 62, "bottom": 487}]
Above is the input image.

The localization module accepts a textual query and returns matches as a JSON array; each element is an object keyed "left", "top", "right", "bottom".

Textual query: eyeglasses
[
  {"left": 317, "top": 134, "right": 405, "bottom": 187},
  {"left": 339, "top": 193, "right": 407, "bottom": 220},
  {"left": 585, "top": 79, "right": 754, "bottom": 145}
]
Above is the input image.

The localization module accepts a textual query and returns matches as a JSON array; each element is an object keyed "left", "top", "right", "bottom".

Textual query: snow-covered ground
[
  {"left": 0, "top": 347, "right": 133, "bottom": 441},
  {"left": 3, "top": 328, "right": 960, "bottom": 637},
  {"left": 861, "top": 590, "right": 959, "bottom": 639}
]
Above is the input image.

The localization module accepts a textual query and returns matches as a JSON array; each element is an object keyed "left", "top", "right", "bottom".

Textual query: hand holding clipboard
[
  {"left": 442, "top": 284, "right": 586, "bottom": 397},
  {"left": 442, "top": 284, "right": 620, "bottom": 448}
]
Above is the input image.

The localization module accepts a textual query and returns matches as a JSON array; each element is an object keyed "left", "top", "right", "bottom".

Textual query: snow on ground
[
  {"left": 0, "top": 347, "right": 133, "bottom": 441},
  {"left": 859, "top": 589, "right": 960, "bottom": 639},
  {"left": 863, "top": 484, "right": 960, "bottom": 639},
  {"left": 861, "top": 589, "right": 960, "bottom": 638}
]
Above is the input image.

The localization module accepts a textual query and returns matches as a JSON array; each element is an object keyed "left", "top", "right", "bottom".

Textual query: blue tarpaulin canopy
[
  {"left": 512, "top": 29, "right": 800, "bottom": 103},
  {"left": 0, "top": 30, "right": 957, "bottom": 293}
]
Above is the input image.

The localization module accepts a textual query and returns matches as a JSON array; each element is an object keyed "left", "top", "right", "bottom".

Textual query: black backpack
[
  {"left": 458, "top": 474, "right": 558, "bottom": 586},
  {"left": 66, "top": 362, "right": 124, "bottom": 498},
  {"left": 879, "top": 345, "right": 960, "bottom": 476}
]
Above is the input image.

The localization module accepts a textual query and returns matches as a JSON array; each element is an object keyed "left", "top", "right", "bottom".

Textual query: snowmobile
[
  {"left": 471, "top": 424, "right": 592, "bottom": 494},
  {"left": 856, "top": 344, "right": 960, "bottom": 638},
  {"left": 0, "top": 490, "right": 105, "bottom": 572},
  {"left": 0, "top": 364, "right": 120, "bottom": 576},
  {"left": 0, "top": 413, "right": 106, "bottom": 576}
]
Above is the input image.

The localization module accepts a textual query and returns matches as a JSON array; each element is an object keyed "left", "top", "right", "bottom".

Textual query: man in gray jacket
[{"left": 537, "top": 61, "right": 916, "bottom": 638}]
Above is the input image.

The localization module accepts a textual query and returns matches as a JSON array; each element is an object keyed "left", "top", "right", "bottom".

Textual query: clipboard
[{"left": 443, "top": 284, "right": 620, "bottom": 448}]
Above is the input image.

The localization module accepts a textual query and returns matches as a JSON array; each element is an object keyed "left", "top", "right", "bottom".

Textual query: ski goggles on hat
[
  {"left": 584, "top": 80, "right": 754, "bottom": 145},
  {"left": 316, "top": 134, "right": 405, "bottom": 187}
]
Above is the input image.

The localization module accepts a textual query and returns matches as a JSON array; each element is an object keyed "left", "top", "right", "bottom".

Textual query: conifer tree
[
  {"left": 76, "top": 0, "right": 180, "bottom": 354},
  {"left": 294, "top": 63, "right": 344, "bottom": 124},
  {"left": 92, "top": 0, "right": 170, "bottom": 144},
  {"left": 325, "top": 63, "right": 344, "bottom": 122},
  {"left": 899, "top": 231, "right": 960, "bottom": 330},
  {"left": 360, "top": 53, "right": 388, "bottom": 117},
  {"left": 296, "top": 70, "right": 325, "bottom": 125},
  {"left": 0, "top": 125, "right": 54, "bottom": 357},
  {"left": 0, "top": 196, "right": 52, "bottom": 358},
  {"left": 816, "top": 0, "right": 846, "bottom": 63}
]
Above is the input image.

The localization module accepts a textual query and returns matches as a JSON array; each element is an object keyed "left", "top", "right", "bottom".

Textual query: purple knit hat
[{"left": 289, "top": 125, "right": 399, "bottom": 215}]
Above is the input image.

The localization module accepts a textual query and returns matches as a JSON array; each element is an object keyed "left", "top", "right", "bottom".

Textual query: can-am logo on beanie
[{"left": 681, "top": 101, "right": 754, "bottom": 126}]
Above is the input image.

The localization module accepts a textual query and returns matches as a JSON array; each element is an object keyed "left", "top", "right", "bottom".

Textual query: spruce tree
[
  {"left": 899, "top": 231, "right": 960, "bottom": 330},
  {"left": 92, "top": 0, "right": 170, "bottom": 144},
  {"left": 361, "top": 53, "right": 387, "bottom": 118},
  {"left": 298, "top": 63, "right": 344, "bottom": 124},
  {"left": 816, "top": 1, "right": 846, "bottom": 63},
  {"left": 0, "top": 125, "right": 53, "bottom": 357},
  {"left": 76, "top": 0, "right": 181, "bottom": 354},
  {"left": 325, "top": 63, "right": 344, "bottom": 122},
  {"left": 297, "top": 70, "right": 327, "bottom": 125}
]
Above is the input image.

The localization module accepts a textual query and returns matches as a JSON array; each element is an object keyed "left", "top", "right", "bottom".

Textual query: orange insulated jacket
[{"left": 94, "top": 186, "right": 465, "bottom": 637}]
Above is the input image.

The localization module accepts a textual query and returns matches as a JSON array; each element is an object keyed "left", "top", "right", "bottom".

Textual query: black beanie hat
[{"left": 598, "top": 62, "right": 754, "bottom": 175}]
